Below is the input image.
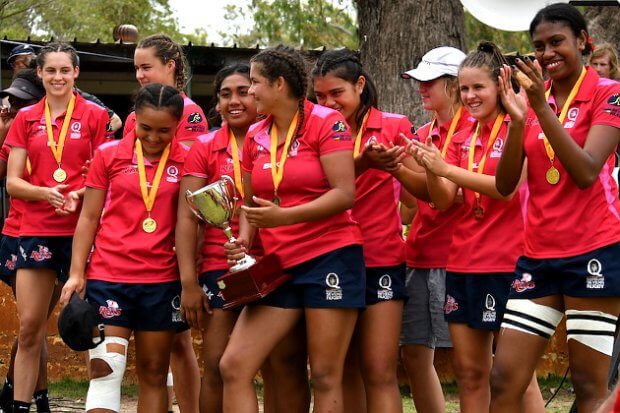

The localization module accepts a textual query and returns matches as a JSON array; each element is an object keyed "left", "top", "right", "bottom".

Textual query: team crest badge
[
  {"left": 512, "top": 272, "right": 535, "bottom": 293},
  {"left": 377, "top": 274, "right": 393, "bottom": 300},
  {"left": 99, "top": 300, "right": 122, "bottom": 319},
  {"left": 444, "top": 295, "right": 458, "bottom": 314},
  {"left": 586, "top": 258, "right": 605, "bottom": 289},
  {"left": 187, "top": 112, "right": 203, "bottom": 123},
  {"left": 325, "top": 272, "right": 342, "bottom": 301},
  {"left": 482, "top": 294, "right": 496, "bottom": 323},
  {"left": 332, "top": 120, "right": 347, "bottom": 132}
]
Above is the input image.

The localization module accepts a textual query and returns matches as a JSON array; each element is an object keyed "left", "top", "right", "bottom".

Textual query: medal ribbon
[
  {"left": 353, "top": 111, "right": 371, "bottom": 157},
  {"left": 542, "top": 67, "right": 587, "bottom": 166},
  {"left": 440, "top": 106, "right": 463, "bottom": 158},
  {"left": 44, "top": 94, "right": 76, "bottom": 168},
  {"left": 135, "top": 139, "right": 171, "bottom": 217},
  {"left": 228, "top": 130, "right": 244, "bottom": 198},
  {"left": 467, "top": 113, "right": 506, "bottom": 205},
  {"left": 270, "top": 111, "right": 299, "bottom": 198}
]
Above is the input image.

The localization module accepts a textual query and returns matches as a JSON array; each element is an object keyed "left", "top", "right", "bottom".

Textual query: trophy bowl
[{"left": 185, "top": 175, "right": 256, "bottom": 272}]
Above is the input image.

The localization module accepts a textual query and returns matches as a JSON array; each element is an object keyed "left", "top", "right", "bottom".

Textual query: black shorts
[
  {"left": 444, "top": 272, "right": 515, "bottom": 330},
  {"left": 258, "top": 244, "right": 366, "bottom": 309},
  {"left": 86, "top": 279, "right": 189, "bottom": 332},
  {"left": 0, "top": 235, "right": 19, "bottom": 285},
  {"left": 16, "top": 236, "right": 71, "bottom": 282},
  {"left": 510, "top": 242, "right": 620, "bottom": 299},
  {"left": 365, "top": 264, "right": 407, "bottom": 305},
  {"left": 199, "top": 269, "right": 228, "bottom": 309}
]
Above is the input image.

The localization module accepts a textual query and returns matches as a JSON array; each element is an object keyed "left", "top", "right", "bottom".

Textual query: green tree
[
  {"left": 0, "top": 0, "right": 187, "bottom": 43},
  {"left": 464, "top": 11, "right": 531, "bottom": 54},
  {"left": 221, "top": 0, "right": 357, "bottom": 49}
]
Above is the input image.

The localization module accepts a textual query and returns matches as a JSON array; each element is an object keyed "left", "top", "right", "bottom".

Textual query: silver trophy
[{"left": 185, "top": 175, "right": 256, "bottom": 272}]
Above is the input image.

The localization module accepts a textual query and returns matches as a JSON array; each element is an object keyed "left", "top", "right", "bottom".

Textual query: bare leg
[
  {"left": 448, "top": 323, "right": 494, "bottom": 413},
  {"left": 170, "top": 330, "right": 200, "bottom": 413},
  {"left": 305, "top": 308, "right": 358, "bottom": 413},
  {"left": 13, "top": 269, "right": 56, "bottom": 404},
  {"left": 135, "top": 330, "right": 176, "bottom": 413},
  {"left": 401, "top": 344, "right": 446, "bottom": 413},
  {"left": 359, "top": 301, "right": 403, "bottom": 413},
  {"left": 342, "top": 328, "right": 366, "bottom": 413},
  {"left": 220, "top": 306, "right": 303, "bottom": 413},
  {"left": 262, "top": 320, "right": 310, "bottom": 413}
]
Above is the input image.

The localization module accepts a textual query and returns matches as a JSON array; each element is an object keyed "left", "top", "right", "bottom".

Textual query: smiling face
[
  {"left": 218, "top": 73, "right": 257, "bottom": 130},
  {"left": 313, "top": 73, "right": 364, "bottom": 125},
  {"left": 458, "top": 66, "right": 499, "bottom": 124},
  {"left": 37, "top": 52, "right": 79, "bottom": 98},
  {"left": 134, "top": 46, "right": 176, "bottom": 88},
  {"left": 135, "top": 106, "right": 178, "bottom": 158},
  {"left": 532, "top": 20, "right": 586, "bottom": 81}
]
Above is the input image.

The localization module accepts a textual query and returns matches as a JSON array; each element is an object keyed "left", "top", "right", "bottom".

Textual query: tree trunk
[
  {"left": 355, "top": 0, "right": 466, "bottom": 127},
  {"left": 583, "top": 5, "right": 620, "bottom": 51}
]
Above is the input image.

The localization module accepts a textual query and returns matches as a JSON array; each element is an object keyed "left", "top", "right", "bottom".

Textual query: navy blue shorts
[
  {"left": 258, "top": 245, "right": 366, "bottom": 309},
  {"left": 86, "top": 280, "right": 189, "bottom": 332},
  {"left": 444, "top": 272, "right": 515, "bottom": 330},
  {"left": 199, "top": 269, "right": 228, "bottom": 309},
  {"left": 0, "top": 235, "right": 19, "bottom": 286},
  {"left": 365, "top": 264, "right": 407, "bottom": 305},
  {"left": 510, "top": 242, "right": 620, "bottom": 299},
  {"left": 16, "top": 236, "right": 71, "bottom": 282}
]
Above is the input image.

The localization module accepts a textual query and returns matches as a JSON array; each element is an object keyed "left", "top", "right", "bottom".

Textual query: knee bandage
[
  {"left": 501, "top": 299, "right": 563, "bottom": 339},
  {"left": 85, "top": 337, "right": 128, "bottom": 412},
  {"left": 566, "top": 309, "right": 617, "bottom": 356}
]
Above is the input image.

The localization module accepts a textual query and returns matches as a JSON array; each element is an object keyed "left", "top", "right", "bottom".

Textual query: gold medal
[
  {"left": 142, "top": 217, "right": 157, "bottom": 233},
  {"left": 53, "top": 167, "right": 67, "bottom": 183},
  {"left": 273, "top": 194, "right": 280, "bottom": 206},
  {"left": 546, "top": 166, "right": 560, "bottom": 185},
  {"left": 473, "top": 205, "right": 484, "bottom": 220}
]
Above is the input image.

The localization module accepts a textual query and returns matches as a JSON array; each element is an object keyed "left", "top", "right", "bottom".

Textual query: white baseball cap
[{"left": 401, "top": 46, "right": 467, "bottom": 81}]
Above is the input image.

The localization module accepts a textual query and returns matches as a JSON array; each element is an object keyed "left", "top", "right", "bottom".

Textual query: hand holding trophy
[
  {"left": 185, "top": 175, "right": 256, "bottom": 272},
  {"left": 185, "top": 175, "right": 290, "bottom": 309}
]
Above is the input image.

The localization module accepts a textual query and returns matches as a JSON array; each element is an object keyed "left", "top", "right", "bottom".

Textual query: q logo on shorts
[
  {"left": 587, "top": 258, "right": 603, "bottom": 277},
  {"left": 171, "top": 295, "right": 181, "bottom": 310},
  {"left": 378, "top": 274, "right": 392, "bottom": 290},
  {"left": 325, "top": 273, "right": 341, "bottom": 289}
]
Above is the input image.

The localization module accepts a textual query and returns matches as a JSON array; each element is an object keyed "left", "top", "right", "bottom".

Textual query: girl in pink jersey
[
  {"left": 399, "top": 46, "right": 468, "bottom": 413},
  {"left": 410, "top": 42, "right": 544, "bottom": 413},
  {"left": 125, "top": 34, "right": 208, "bottom": 147},
  {"left": 491, "top": 4, "right": 620, "bottom": 412},
  {"left": 62, "top": 84, "right": 188, "bottom": 413},
  {"left": 177, "top": 63, "right": 309, "bottom": 413},
  {"left": 6, "top": 43, "right": 109, "bottom": 413},
  {"left": 220, "top": 45, "right": 364, "bottom": 413},
  {"left": 311, "top": 48, "right": 415, "bottom": 413},
  {"left": 126, "top": 33, "right": 202, "bottom": 410}
]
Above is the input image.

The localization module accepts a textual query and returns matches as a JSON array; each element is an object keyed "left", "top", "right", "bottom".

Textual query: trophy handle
[
  {"left": 220, "top": 175, "right": 240, "bottom": 216},
  {"left": 185, "top": 189, "right": 204, "bottom": 221}
]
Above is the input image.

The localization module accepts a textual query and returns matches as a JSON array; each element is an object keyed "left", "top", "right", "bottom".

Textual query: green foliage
[
  {"left": 0, "top": 0, "right": 189, "bottom": 43},
  {"left": 220, "top": 0, "right": 357, "bottom": 49},
  {"left": 464, "top": 11, "right": 532, "bottom": 54}
]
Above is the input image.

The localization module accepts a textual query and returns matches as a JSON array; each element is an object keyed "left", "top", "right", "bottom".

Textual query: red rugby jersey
[
  {"left": 522, "top": 67, "right": 620, "bottom": 258},
  {"left": 85, "top": 132, "right": 188, "bottom": 283},
  {"left": 5, "top": 93, "right": 109, "bottom": 236},
  {"left": 242, "top": 100, "right": 363, "bottom": 269}
]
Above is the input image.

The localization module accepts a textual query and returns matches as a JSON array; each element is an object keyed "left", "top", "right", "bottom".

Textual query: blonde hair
[{"left": 589, "top": 43, "right": 619, "bottom": 80}]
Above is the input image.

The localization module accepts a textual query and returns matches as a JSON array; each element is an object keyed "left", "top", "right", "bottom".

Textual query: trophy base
[
  {"left": 229, "top": 255, "right": 257, "bottom": 272},
  {"left": 217, "top": 254, "right": 291, "bottom": 310}
]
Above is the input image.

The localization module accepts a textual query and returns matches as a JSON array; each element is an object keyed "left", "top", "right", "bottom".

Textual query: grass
[{"left": 48, "top": 375, "right": 576, "bottom": 412}]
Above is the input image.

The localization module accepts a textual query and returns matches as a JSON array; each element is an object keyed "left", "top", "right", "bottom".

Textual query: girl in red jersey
[
  {"left": 311, "top": 49, "right": 414, "bottom": 413},
  {"left": 399, "top": 46, "right": 468, "bottom": 413},
  {"left": 491, "top": 4, "right": 620, "bottom": 412},
  {"left": 126, "top": 33, "right": 202, "bottom": 410},
  {"left": 5, "top": 42, "right": 109, "bottom": 413},
  {"left": 176, "top": 63, "right": 309, "bottom": 413},
  {"left": 409, "top": 42, "right": 544, "bottom": 413},
  {"left": 124, "top": 34, "right": 208, "bottom": 147},
  {"left": 61, "top": 84, "right": 188, "bottom": 413},
  {"left": 217, "top": 45, "right": 364, "bottom": 413}
]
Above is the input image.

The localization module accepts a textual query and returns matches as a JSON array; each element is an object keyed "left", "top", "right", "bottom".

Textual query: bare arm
[
  {"left": 60, "top": 187, "right": 105, "bottom": 305},
  {"left": 242, "top": 150, "right": 356, "bottom": 227},
  {"left": 516, "top": 59, "right": 620, "bottom": 188}
]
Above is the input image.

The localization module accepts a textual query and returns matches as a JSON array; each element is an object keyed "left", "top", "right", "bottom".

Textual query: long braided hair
[
  {"left": 311, "top": 49, "right": 379, "bottom": 131},
  {"left": 250, "top": 45, "right": 308, "bottom": 142},
  {"left": 136, "top": 34, "right": 188, "bottom": 92}
]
